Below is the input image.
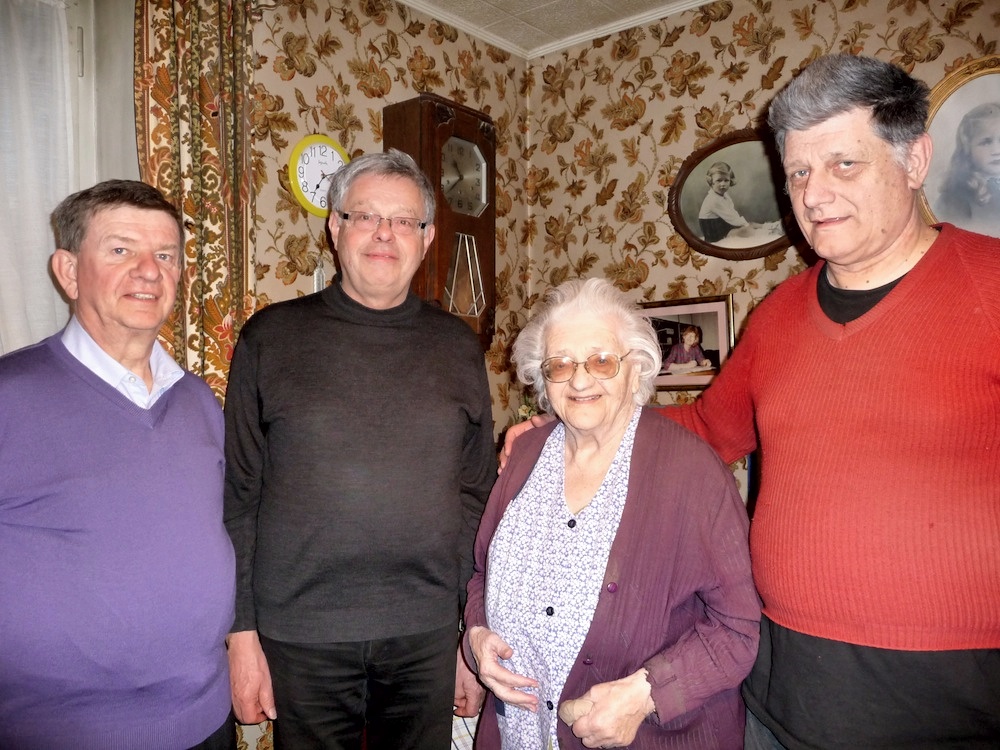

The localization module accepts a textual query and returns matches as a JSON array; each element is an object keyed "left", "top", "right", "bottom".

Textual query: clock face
[
  {"left": 288, "top": 134, "right": 350, "bottom": 217},
  {"left": 440, "top": 136, "right": 488, "bottom": 217}
]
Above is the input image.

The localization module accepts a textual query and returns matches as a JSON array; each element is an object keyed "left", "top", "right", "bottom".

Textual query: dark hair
[
  {"left": 51, "top": 179, "right": 183, "bottom": 255},
  {"left": 680, "top": 324, "right": 701, "bottom": 343},
  {"left": 768, "top": 55, "right": 930, "bottom": 160},
  {"left": 327, "top": 148, "right": 436, "bottom": 224}
]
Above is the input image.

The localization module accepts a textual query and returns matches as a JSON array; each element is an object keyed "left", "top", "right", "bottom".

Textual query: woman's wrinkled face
[{"left": 543, "top": 310, "right": 638, "bottom": 439}]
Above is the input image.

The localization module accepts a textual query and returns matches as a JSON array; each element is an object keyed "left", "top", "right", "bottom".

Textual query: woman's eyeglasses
[{"left": 540, "top": 351, "right": 631, "bottom": 383}]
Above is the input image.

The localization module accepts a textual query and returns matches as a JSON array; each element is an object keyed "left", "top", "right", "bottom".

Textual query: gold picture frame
[{"left": 919, "top": 55, "right": 1000, "bottom": 237}]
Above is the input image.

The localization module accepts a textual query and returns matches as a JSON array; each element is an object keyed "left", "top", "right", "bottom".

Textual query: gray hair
[
  {"left": 768, "top": 54, "right": 930, "bottom": 162},
  {"left": 512, "top": 278, "right": 661, "bottom": 413},
  {"left": 51, "top": 179, "right": 183, "bottom": 258},
  {"left": 327, "top": 148, "right": 436, "bottom": 224}
]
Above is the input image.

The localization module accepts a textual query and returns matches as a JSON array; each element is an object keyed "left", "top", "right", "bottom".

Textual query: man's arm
[
  {"left": 656, "top": 330, "right": 758, "bottom": 464},
  {"left": 453, "top": 644, "right": 485, "bottom": 717},
  {"left": 456, "top": 359, "right": 498, "bottom": 606},
  {"left": 223, "top": 323, "right": 266, "bottom": 634},
  {"left": 223, "top": 322, "right": 273, "bottom": 720},
  {"left": 227, "top": 630, "right": 277, "bottom": 724}
]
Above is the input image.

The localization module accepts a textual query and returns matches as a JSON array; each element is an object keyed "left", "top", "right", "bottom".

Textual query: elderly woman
[{"left": 462, "top": 278, "right": 759, "bottom": 749}]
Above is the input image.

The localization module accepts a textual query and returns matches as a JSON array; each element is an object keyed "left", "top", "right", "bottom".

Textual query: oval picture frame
[{"left": 667, "top": 128, "right": 794, "bottom": 261}]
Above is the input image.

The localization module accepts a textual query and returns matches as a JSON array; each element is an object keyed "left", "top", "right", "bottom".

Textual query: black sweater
[{"left": 224, "top": 279, "right": 496, "bottom": 642}]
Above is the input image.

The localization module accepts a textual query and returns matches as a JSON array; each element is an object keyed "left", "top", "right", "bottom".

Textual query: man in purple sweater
[{"left": 0, "top": 180, "right": 236, "bottom": 749}]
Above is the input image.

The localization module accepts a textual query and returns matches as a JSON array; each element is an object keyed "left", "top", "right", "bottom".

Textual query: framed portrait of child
[
  {"left": 920, "top": 55, "right": 1000, "bottom": 239},
  {"left": 667, "top": 128, "right": 796, "bottom": 261}
]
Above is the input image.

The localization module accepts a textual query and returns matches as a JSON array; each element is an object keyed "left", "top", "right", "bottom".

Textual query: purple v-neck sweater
[{"left": 0, "top": 335, "right": 235, "bottom": 749}]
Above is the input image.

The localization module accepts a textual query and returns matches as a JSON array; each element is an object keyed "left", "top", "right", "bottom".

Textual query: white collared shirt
[{"left": 61, "top": 317, "right": 184, "bottom": 409}]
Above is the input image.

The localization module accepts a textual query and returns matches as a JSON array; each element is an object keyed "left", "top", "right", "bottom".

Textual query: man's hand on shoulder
[{"left": 499, "top": 413, "right": 555, "bottom": 473}]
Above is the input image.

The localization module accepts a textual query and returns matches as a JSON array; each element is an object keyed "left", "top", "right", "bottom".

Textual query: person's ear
[
  {"left": 326, "top": 211, "right": 342, "bottom": 243},
  {"left": 906, "top": 132, "right": 933, "bottom": 190},
  {"left": 421, "top": 223, "right": 435, "bottom": 259},
  {"left": 51, "top": 249, "right": 80, "bottom": 301}
]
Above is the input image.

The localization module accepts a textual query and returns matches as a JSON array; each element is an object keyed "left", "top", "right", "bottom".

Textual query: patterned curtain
[{"left": 134, "top": 0, "right": 255, "bottom": 400}]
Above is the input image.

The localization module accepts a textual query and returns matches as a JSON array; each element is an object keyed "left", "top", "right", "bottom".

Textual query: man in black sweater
[{"left": 224, "top": 149, "right": 496, "bottom": 748}]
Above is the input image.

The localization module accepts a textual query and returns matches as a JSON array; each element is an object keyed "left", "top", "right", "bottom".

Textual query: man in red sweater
[{"left": 507, "top": 54, "right": 1000, "bottom": 747}]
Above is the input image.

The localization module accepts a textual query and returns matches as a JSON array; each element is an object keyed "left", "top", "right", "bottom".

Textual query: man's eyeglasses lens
[
  {"left": 341, "top": 212, "right": 426, "bottom": 236},
  {"left": 541, "top": 352, "right": 629, "bottom": 382}
]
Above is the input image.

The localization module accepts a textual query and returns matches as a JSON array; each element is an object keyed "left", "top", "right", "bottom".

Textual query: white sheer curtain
[{"left": 0, "top": 0, "right": 74, "bottom": 355}]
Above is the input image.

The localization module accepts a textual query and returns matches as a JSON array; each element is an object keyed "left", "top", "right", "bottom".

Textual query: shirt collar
[{"left": 61, "top": 316, "right": 184, "bottom": 408}]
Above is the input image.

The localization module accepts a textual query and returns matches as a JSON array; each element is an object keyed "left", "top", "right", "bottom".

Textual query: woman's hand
[
  {"left": 467, "top": 625, "right": 540, "bottom": 711},
  {"left": 559, "top": 669, "right": 655, "bottom": 748}
]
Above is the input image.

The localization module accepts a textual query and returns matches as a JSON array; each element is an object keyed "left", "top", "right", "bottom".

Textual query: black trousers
[
  {"left": 261, "top": 625, "right": 456, "bottom": 750},
  {"left": 188, "top": 712, "right": 236, "bottom": 750}
]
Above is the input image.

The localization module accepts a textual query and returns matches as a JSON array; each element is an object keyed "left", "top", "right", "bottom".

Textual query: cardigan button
[
  {"left": 567, "top": 518, "right": 577, "bottom": 528},
  {"left": 545, "top": 606, "right": 555, "bottom": 616},
  {"left": 606, "top": 582, "right": 618, "bottom": 593},
  {"left": 546, "top": 700, "right": 554, "bottom": 710}
]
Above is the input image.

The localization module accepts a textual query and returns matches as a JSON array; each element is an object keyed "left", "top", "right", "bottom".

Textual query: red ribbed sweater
[{"left": 666, "top": 224, "right": 1000, "bottom": 652}]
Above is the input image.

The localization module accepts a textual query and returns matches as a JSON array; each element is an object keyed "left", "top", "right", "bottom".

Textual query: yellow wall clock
[{"left": 287, "top": 134, "right": 350, "bottom": 217}]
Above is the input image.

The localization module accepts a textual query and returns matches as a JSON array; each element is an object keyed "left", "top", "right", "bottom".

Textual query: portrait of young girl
[{"left": 935, "top": 102, "right": 1000, "bottom": 237}]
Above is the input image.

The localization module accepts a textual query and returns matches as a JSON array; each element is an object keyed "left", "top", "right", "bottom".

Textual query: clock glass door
[
  {"left": 441, "top": 137, "right": 487, "bottom": 217},
  {"left": 445, "top": 233, "right": 486, "bottom": 318}
]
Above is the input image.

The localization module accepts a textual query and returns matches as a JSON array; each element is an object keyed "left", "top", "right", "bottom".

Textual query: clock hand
[
  {"left": 309, "top": 172, "right": 334, "bottom": 199},
  {"left": 442, "top": 162, "right": 467, "bottom": 196}
]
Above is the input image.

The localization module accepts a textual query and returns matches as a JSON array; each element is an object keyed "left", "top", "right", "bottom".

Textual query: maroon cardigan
[{"left": 464, "top": 408, "right": 760, "bottom": 749}]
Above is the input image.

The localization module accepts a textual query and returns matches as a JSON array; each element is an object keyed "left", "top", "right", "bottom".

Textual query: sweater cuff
[
  {"left": 642, "top": 651, "right": 685, "bottom": 725},
  {"left": 231, "top": 600, "right": 257, "bottom": 634}
]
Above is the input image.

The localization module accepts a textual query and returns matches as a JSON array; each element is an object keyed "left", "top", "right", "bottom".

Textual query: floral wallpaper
[
  {"left": 234, "top": 1, "right": 999, "bottom": 744},
  {"left": 247, "top": 0, "right": 998, "bottom": 441},
  {"left": 248, "top": 0, "right": 527, "bottom": 430}
]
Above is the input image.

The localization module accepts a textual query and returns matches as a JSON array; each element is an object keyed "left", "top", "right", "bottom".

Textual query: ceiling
[{"left": 399, "top": 0, "right": 711, "bottom": 59}]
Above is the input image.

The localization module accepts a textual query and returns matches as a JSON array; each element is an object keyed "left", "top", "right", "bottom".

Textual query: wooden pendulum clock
[{"left": 383, "top": 93, "right": 496, "bottom": 350}]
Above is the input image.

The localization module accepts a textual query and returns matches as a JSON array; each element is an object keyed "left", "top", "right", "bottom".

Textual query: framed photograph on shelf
[
  {"left": 919, "top": 55, "right": 1000, "bottom": 238},
  {"left": 638, "top": 295, "right": 735, "bottom": 390},
  {"left": 667, "top": 128, "right": 795, "bottom": 261}
]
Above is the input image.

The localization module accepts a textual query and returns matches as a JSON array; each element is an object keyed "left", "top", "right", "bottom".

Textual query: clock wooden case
[{"left": 383, "top": 93, "right": 496, "bottom": 350}]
